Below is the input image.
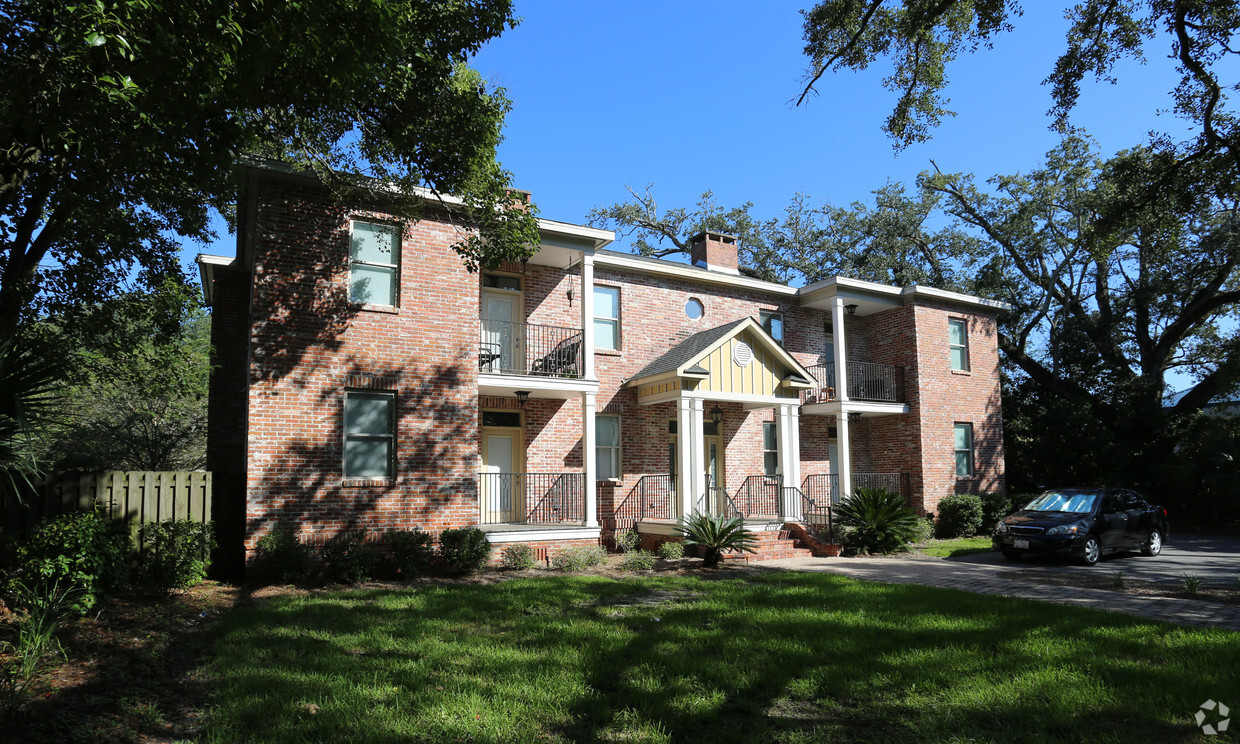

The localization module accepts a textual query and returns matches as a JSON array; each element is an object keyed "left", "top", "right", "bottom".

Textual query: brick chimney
[{"left": 688, "top": 231, "right": 740, "bottom": 275}]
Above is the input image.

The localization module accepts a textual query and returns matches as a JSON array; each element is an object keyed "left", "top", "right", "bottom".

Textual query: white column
[
  {"left": 580, "top": 253, "right": 595, "bottom": 380},
  {"left": 676, "top": 396, "right": 695, "bottom": 518},
  {"left": 832, "top": 297, "right": 850, "bottom": 402},
  {"left": 582, "top": 391, "right": 598, "bottom": 526},
  {"left": 837, "top": 413, "right": 853, "bottom": 502},
  {"left": 776, "top": 404, "right": 801, "bottom": 519},
  {"left": 688, "top": 397, "right": 706, "bottom": 513}
]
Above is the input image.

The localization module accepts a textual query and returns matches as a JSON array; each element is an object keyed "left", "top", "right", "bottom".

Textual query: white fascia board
[
  {"left": 482, "top": 527, "right": 602, "bottom": 543},
  {"left": 902, "top": 285, "right": 1012, "bottom": 311},
  {"left": 593, "top": 252, "right": 797, "bottom": 298},
  {"left": 478, "top": 374, "right": 600, "bottom": 399},
  {"left": 537, "top": 219, "right": 614, "bottom": 249},
  {"left": 196, "top": 254, "right": 239, "bottom": 305}
]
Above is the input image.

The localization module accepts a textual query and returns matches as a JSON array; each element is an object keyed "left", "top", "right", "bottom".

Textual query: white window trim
[
  {"left": 593, "top": 285, "right": 621, "bottom": 351},
  {"left": 954, "top": 422, "right": 974, "bottom": 478},
  {"left": 596, "top": 414, "right": 621, "bottom": 480},
  {"left": 760, "top": 310, "right": 785, "bottom": 346},
  {"left": 948, "top": 317, "right": 970, "bottom": 372},
  {"left": 344, "top": 389, "right": 396, "bottom": 480},
  {"left": 762, "top": 421, "right": 778, "bottom": 477},
  {"left": 350, "top": 219, "right": 401, "bottom": 308}
]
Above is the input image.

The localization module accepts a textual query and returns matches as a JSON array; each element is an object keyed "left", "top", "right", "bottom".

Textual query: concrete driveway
[{"left": 951, "top": 533, "right": 1240, "bottom": 588}]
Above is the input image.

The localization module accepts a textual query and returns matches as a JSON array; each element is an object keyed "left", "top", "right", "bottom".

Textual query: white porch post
[
  {"left": 776, "top": 403, "right": 801, "bottom": 519},
  {"left": 582, "top": 391, "right": 598, "bottom": 527},
  {"left": 688, "top": 397, "right": 706, "bottom": 512},
  {"left": 580, "top": 253, "right": 595, "bottom": 380},
  {"left": 832, "top": 297, "right": 850, "bottom": 402},
  {"left": 836, "top": 413, "right": 853, "bottom": 502},
  {"left": 676, "top": 396, "right": 694, "bottom": 518}
]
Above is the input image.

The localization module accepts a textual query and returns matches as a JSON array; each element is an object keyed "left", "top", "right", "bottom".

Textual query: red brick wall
[{"left": 241, "top": 176, "right": 482, "bottom": 552}]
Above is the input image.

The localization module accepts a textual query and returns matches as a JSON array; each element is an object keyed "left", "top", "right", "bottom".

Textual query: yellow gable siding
[{"left": 699, "top": 331, "right": 795, "bottom": 397}]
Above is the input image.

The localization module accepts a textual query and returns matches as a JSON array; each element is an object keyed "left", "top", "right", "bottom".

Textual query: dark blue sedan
[{"left": 992, "top": 488, "right": 1170, "bottom": 566}]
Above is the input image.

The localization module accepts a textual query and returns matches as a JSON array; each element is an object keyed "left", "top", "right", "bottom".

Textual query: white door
[
  {"left": 482, "top": 291, "right": 521, "bottom": 373},
  {"left": 482, "top": 432, "right": 519, "bottom": 522}
]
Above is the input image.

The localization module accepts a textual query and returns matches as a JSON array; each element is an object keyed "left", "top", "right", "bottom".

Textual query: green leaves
[
  {"left": 834, "top": 487, "right": 922, "bottom": 554},
  {"left": 677, "top": 512, "right": 757, "bottom": 567}
]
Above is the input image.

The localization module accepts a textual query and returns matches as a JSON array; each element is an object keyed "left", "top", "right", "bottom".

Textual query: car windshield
[{"left": 1023, "top": 491, "right": 1099, "bottom": 514}]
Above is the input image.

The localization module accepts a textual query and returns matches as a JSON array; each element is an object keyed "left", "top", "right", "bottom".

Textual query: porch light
[
  {"left": 710, "top": 406, "right": 724, "bottom": 425},
  {"left": 515, "top": 390, "right": 531, "bottom": 407},
  {"left": 845, "top": 304, "right": 858, "bottom": 315}
]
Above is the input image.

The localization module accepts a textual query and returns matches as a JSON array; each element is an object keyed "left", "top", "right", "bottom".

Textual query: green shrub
[
  {"left": 253, "top": 527, "right": 312, "bottom": 584},
  {"left": 979, "top": 491, "right": 1025, "bottom": 528},
  {"left": 678, "top": 512, "right": 756, "bottom": 568},
  {"left": 908, "top": 514, "right": 934, "bottom": 544},
  {"left": 1, "top": 579, "right": 85, "bottom": 719},
  {"left": 500, "top": 544, "right": 538, "bottom": 570},
  {"left": 550, "top": 545, "right": 607, "bottom": 572},
  {"left": 615, "top": 529, "right": 640, "bottom": 553},
  {"left": 656, "top": 541, "right": 684, "bottom": 559},
  {"left": 835, "top": 487, "right": 922, "bottom": 555},
  {"left": 620, "top": 550, "right": 657, "bottom": 572},
  {"left": 935, "top": 494, "right": 985, "bottom": 538},
  {"left": 384, "top": 528, "right": 435, "bottom": 577},
  {"left": 138, "top": 520, "right": 216, "bottom": 591},
  {"left": 438, "top": 527, "right": 491, "bottom": 573},
  {"left": 9, "top": 509, "right": 131, "bottom": 613},
  {"left": 322, "top": 531, "right": 378, "bottom": 583}
]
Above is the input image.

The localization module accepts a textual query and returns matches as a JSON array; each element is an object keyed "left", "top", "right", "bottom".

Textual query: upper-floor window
[
  {"left": 345, "top": 390, "right": 395, "bottom": 479},
  {"left": 594, "top": 285, "right": 620, "bottom": 350},
  {"left": 350, "top": 220, "right": 401, "bottom": 306},
  {"left": 760, "top": 310, "right": 784, "bottom": 345},
  {"left": 685, "top": 297, "right": 704, "bottom": 320},
  {"left": 948, "top": 318, "right": 969, "bottom": 371},
  {"left": 763, "top": 421, "right": 778, "bottom": 477},
  {"left": 954, "top": 422, "right": 974, "bottom": 478},
  {"left": 596, "top": 415, "right": 621, "bottom": 479}
]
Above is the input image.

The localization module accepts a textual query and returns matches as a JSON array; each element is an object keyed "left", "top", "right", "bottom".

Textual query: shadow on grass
[{"left": 203, "top": 573, "right": 1240, "bottom": 744}]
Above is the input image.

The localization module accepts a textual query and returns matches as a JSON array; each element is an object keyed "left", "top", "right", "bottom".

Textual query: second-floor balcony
[
  {"left": 479, "top": 319, "right": 583, "bottom": 378},
  {"left": 804, "top": 361, "right": 905, "bottom": 404}
]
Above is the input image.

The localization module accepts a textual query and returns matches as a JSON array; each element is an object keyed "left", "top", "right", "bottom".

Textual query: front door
[
  {"left": 482, "top": 289, "right": 522, "bottom": 373},
  {"left": 704, "top": 433, "right": 725, "bottom": 514},
  {"left": 481, "top": 421, "right": 524, "bottom": 523}
]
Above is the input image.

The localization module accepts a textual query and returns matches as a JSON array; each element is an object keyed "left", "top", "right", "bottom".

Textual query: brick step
[{"left": 722, "top": 536, "right": 813, "bottom": 562}]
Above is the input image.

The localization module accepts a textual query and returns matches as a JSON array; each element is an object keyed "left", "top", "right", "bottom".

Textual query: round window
[{"left": 685, "top": 298, "right": 704, "bottom": 320}]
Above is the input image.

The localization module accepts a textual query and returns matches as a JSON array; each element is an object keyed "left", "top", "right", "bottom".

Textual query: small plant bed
[
  {"left": 204, "top": 572, "right": 1240, "bottom": 743},
  {"left": 999, "top": 569, "right": 1240, "bottom": 606},
  {"left": 0, "top": 582, "right": 241, "bottom": 743},
  {"left": 914, "top": 537, "right": 996, "bottom": 558}
]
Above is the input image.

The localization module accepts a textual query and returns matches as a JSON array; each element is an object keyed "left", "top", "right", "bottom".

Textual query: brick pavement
[{"left": 763, "top": 555, "right": 1240, "bottom": 631}]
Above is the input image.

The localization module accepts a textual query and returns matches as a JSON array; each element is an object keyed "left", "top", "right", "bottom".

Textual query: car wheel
[
  {"left": 1141, "top": 528, "right": 1162, "bottom": 557},
  {"left": 1080, "top": 536, "right": 1101, "bottom": 566},
  {"left": 1001, "top": 548, "right": 1022, "bottom": 561}
]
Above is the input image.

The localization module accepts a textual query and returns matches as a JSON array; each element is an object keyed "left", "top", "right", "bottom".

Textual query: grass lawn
[
  {"left": 204, "top": 572, "right": 1240, "bottom": 744},
  {"left": 918, "top": 537, "right": 997, "bottom": 558}
]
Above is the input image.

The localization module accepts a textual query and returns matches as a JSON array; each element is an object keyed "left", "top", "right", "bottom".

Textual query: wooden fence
[{"left": 2, "top": 471, "right": 212, "bottom": 551}]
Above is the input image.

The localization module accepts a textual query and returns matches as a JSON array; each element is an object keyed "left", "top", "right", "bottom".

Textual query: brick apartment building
[{"left": 200, "top": 162, "right": 1006, "bottom": 571}]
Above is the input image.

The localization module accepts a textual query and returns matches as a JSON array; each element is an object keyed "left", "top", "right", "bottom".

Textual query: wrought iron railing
[
  {"left": 477, "top": 472, "right": 585, "bottom": 525},
  {"left": 796, "top": 488, "right": 836, "bottom": 541},
  {"left": 734, "top": 475, "right": 781, "bottom": 517},
  {"left": 606, "top": 474, "right": 674, "bottom": 539},
  {"left": 802, "top": 361, "right": 905, "bottom": 404},
  {"left": 801, "top": 472, "right": 912, "bottom": 508},
  {"left": 478, "top": 320, "right": 583, "bottom": 377},
  {"left": 698, "top": 477, "right": 742, "bottom": 519}
]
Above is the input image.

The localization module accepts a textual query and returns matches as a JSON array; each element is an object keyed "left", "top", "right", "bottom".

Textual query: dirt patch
[{"left": 996, "top": 569, "right": 1240, "bottom": 606}]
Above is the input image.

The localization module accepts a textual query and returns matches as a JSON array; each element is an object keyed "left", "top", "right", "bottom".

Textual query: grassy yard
[
  {"left": 917, "top": 537, "right": 996, "bottom": 558},
  {"left": 203, "top": 572, "right": 1239, "bottom": 744}
]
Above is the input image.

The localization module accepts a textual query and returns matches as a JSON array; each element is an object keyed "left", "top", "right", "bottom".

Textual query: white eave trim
[
  {"left": 594, "top": 252, "right": 797, "bottom": 297},
  {"left": 538, "top": 219, "right": 614, "bottom": 249},
  {"left": 481, "top": 527, "right": 602, "bottom": 543},
  {"left": 196, "top": 253, "right": 240, "bottom": 305},
  {"left": 901, "top": 285, "right": 1011, "bottom": 311}
]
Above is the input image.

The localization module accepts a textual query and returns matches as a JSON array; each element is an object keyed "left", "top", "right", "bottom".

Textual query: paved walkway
[{"left": 763, "top": 555, "right": 1240, "bottom": 631}]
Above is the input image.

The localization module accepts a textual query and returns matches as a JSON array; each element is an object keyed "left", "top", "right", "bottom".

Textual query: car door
[
  {"left": 1121, "top": 490, "right": 1152, "bottom": 545},
  {"left": 1097, "top": 491, "right": 1130, "bottom": 550}
]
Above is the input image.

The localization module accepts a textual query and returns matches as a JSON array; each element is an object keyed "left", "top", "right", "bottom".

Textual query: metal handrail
[
  {"left": 802, "top": 361, "right": 905, "bottom": 404},
  {"left": 801, "top": 472, "right": 912, "bottom": 508},
  {"left": 607, "top": 473, "right": 674, "bottom": 539},
  {"left": 477, "top": 472, "right": 585, "bottom": 525},
  {"left": 734, "top": 475, "right": 781, "bottom": 517},
  {"left": 479, "top": 320, "right": 583, "bottom": 377}
]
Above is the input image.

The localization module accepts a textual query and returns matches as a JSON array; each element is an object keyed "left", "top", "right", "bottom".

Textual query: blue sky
[{"left": 191, "top": 1, "right": 1192, "bottom": 271}]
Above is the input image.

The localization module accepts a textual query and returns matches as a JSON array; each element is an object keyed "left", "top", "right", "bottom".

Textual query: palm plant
[
  {"left": 678, "top": 512, "right": 757, "bottom": 568},
  {"left": 834, "top": 487, "right": 922, "bottom": 555},
  {"left": 0, "top": 338, "right": 67, "bottom": 498}
]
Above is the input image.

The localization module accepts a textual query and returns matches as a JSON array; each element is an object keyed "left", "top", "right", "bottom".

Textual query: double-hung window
[
  {"left": 948, "top": 318, "right": 969, "bottom": 372},
  {"left": 596, "top": 415, "right": 621, "bottom": 480},
  {"left": 954, "top": 422, "right": 974, "bottom": 478},
  {"left": 760, "top": 310, "right": 784, "bottom": 346},
  {"left": 345, "top": 391, "right": 395, "bottom": 479},
  {"left": 350, "top": 220, "right": 400, "bottom": 306},
  {"left": 763, "top": 422, "right": 778, "bottom": 477},
  {"left": 594, "top": 286, "right": 621, "bottom": 350}
]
